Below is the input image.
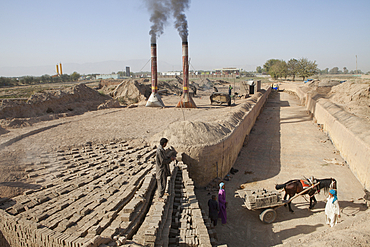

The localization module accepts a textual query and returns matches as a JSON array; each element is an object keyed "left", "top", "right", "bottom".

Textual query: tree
[
  {"left": 320, "top": 68, "right": 329, "bottom": 75},
  {"left": 343, "top": 67, "right": 348, "bottom": 74},
  {"left": 329, "top": 67, "right": 339, "bottom": 74},
  {"left": 263, "top": 59, "right": 289, "bottom": 79},
  {"left": 40, "top": 74, "right": 51, "bottom": 83},
  {"left": 297, "top": 58, "right": 318, "bottom": 81},
  {"left": 71, "top": 72, "right": 81, "bottom": 81},
  {"left": 263, "top": 59, "right": 280, "bottom": 74},
  {"left": 287, "top": 58, "right": 299, "bottom": 81},
  {"left": 256, "top": 66, "right": 262, "bottom": 73}
]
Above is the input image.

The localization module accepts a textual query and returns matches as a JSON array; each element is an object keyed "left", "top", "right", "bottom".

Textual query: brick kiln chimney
[
  {"left": 146, "top": 43, "right": 165, "bottom": 107},
  {"left": 176, "top": 41, "right": 197, "bottom": 108}
]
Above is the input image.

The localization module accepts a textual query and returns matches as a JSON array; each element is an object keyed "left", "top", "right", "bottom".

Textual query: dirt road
[{"left": 195, "top": 90, "right": 369, "bottom": 246}]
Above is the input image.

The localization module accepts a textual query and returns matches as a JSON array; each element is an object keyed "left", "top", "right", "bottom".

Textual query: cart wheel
[{"left": 259, "top": 208, "right": 277, "bottom": 223}]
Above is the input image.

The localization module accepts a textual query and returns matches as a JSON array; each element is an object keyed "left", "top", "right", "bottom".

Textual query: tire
[{"left": 259, "top": 208, "right": 277, "bottom": 223}]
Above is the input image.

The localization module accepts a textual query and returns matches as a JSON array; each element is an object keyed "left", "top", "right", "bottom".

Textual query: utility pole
[{"left": 356, "top": 55, "right": 358, "bottom": 74}]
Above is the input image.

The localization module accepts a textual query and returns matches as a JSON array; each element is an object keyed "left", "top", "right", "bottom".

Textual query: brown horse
[{"left": 275, "top": 178, "right": 337, "bottom": 212}]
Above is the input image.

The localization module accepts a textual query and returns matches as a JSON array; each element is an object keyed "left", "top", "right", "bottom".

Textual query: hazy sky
[{"left": 1, "top": 0, "right": 369, "bottom": 76}]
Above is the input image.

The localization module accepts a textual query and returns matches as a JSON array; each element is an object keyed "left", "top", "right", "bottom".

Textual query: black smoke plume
[
  {"left": 171, "top": 0, "right": 190, "bottom": 42},
  {"left": 145, "top": 0, "right": 171, "bottom": 43},
  {"left": 145, "top": 0, "right": 190, "bottom": 43}
]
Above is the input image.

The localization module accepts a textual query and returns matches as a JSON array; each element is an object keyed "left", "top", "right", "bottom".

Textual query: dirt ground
[
  {"left": 1, "top": 79, "right": 370, "bottom": 246},
  {"left": 0, "top": 83, "right": 238, "bottom": 198}
]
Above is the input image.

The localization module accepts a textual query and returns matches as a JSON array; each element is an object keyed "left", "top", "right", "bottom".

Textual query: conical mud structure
[{"left": 177, "top": 41, "right": 196, "bottom": 108}]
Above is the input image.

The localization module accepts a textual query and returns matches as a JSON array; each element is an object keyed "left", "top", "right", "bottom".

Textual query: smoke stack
[
  {"left": 56, "top": 64, "right": 59, "bottom": 75},
  {"left": 177, "top": 41, "right": 196, "bottom": 108},
  {"left": 146, "top": 43, "right": 165, "bottom": 107},
  {"left": 151, "top": 43, "right": 158, "bottom": 94},
  {"left": 59, "top": 63, "right": 63, "bottom": 75}
]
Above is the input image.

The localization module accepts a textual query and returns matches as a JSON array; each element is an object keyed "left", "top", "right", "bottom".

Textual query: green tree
[
  {"left": 60, "top": 74, "right": 70, "bottom": 82},
  {"left": 343, "top": 67, "right": 348, "bottom": 74},
  {"left": 264, "top": 59, "right": 287, "bottom": 79},
  {"left": 287, "top": 58, "right": 299, "bottom": 81},
  {"left": 71, "top": 72, "right": 81, "bottom": 81},
  {"left": 40, "top": 74, "right": 51, "bottom": 83},
  {"left": 320, "top": 68, "right": 329, "bottom": 74},
  {"left": 256, "top": 66, "right": 262, "bottom": 73},
  {"left": 263, "top": 59, "right": 280, "bottom": 74},
  {"left": 297, "top": 58, "right": 318, "bottom": 81},
  {"left": 0, "top": 77, "right": 18, "bottom": 87}
]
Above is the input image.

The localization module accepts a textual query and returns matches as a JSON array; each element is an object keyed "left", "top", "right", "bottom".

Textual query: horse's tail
[{"left": 275, "top": 184, "right": 286, "bottom": 190}]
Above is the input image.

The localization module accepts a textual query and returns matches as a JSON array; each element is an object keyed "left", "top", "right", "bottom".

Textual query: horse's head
[
  {"left": 330, "top": 178, "right": 337, "bottom": 190},
  {"left": 317, "top": 178, "right": 337, "bottom": 194}
]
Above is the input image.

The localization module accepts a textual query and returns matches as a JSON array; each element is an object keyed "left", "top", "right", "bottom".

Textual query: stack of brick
[
  {"left": 130, "top": 161, "right": 178, "bottom": 247},
  {"left": 167, "top": 163, "right": 213, "bottom": 247},
  {"left": 239, "top": 189, "right": 282, "bottom": 210},
  {"left": 0, "top": 143, "right": 215, "bottom": 247},
  {"left": 0, "top": 141, "right": 157, "bottom": 247}
]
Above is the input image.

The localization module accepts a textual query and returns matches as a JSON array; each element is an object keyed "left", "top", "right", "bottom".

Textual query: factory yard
[{"left": 0, "top": 79, "right": 370, "bottom": 246}]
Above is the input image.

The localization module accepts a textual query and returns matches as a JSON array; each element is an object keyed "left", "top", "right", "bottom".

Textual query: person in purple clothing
[{"left": 218, "top": 182, "right": 227, "bottom": 224}]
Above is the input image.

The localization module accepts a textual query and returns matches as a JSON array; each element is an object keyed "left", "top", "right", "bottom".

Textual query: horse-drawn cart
[{"left": 235, "top": 182, "right": 320, "bottom": 223}]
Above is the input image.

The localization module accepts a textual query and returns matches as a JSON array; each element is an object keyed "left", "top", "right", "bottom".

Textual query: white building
[
  {"left": 96, "top": 74, "right": 126, "bottom": 80},
  {"left": 161, "top": 71, "right": 181, "bottom": 76}
]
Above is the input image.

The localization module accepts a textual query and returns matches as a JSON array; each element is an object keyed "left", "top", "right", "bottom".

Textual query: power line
[{"left": 139, "top": 58, "right": 151, "bottom": 72}]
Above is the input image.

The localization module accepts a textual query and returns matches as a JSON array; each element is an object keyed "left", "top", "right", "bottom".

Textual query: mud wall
[
  {"left": 179, "top": 88, "right": 271, "bottom": 187},
  {"left": 285, "top": 84, "right": 370, "bottom": 191}
]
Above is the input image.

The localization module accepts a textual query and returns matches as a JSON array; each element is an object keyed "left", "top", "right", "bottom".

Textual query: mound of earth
[
  {"left": 110, "top": 80, "right": 151, "bottom": 105},
  {"left": 150, "top": 93, "right": 261, "bottom": 147},
  {"left": 328, "top": 81, "right": 370, "bottom": 121},
  {"left": 0, "top": 84, "right": 120, "bottom": 128},
  {"left": 157, "top": 80, "right": 182, "bottom": 95},
  {"left": 298, "top": 80, "right": 370, "bottom": 122}
]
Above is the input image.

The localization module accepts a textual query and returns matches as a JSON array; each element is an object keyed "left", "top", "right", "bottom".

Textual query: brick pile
[
  {"left": 167, "top": 163, "right": 214, "bottom": 247},
  {"left": 237, "top": 189, "right": 283, "bottom": 210},
  {"left": 0, "top": 141, "right": 213, "bottom": 247}
]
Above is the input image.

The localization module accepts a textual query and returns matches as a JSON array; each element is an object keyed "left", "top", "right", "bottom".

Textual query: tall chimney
[
  {"left": 59, "top": 63, "right": 63, "bottom": 75},
  {"left": 177, "top": 41, "right": 196, "bottom": 108},
  {"left": 151, "top": 43, "right": 158, "bottom": 94},
  {"left": 56, "top": 64, "right": 59, "bottom": 75},
  {"left": 146, "top": 43, "right": 165, "bottom": 107}
]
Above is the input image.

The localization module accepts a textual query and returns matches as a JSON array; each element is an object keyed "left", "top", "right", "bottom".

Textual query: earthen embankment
[
  {"left": 151, "top": 87, "right": 271, "bottom": 187},
  {"left": 282, "top": 83, "right": 370, "bottom": 190}
]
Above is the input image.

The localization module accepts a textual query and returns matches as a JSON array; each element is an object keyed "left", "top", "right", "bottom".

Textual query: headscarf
[
  {"left": 219, "top": 182, "right": 225, "bottom": 190},
  {"left": 329, "top": 189, "right": 337, "bottom": 203}
]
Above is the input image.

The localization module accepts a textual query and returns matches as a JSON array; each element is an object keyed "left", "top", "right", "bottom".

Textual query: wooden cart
[{"left": 235, "top": 182, "right": 320, "bottom": 223}]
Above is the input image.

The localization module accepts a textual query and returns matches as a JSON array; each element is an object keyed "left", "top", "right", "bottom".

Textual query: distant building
[
  {"left": 96, "top": 74, "right": 126, "bottom": 80},
  {"left": 161, "top": 71, "right": 181, "bottom": 76},
  {"left": 215, "top": 68, "right": 241, "bottom": 75}
]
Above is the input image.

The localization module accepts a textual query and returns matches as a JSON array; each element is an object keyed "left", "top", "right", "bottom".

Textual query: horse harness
[{"left": 300, "top": 178, "right": 320, "bottom": 198}]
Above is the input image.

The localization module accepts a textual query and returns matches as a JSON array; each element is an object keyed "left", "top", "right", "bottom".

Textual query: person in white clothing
[{"left": 325, "top": 189, "right": 340, "bottom": 227}]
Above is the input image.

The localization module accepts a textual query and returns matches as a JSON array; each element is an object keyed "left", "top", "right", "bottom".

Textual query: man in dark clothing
[
  {"left": 156, "top": 138, "right": 176, "bottom": 200},
  {"left": 228, "top": 84, "right": 233, "bottom": 95},
  {"left": 208, "top": 195, "right": 219, "bottom": 226}
]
